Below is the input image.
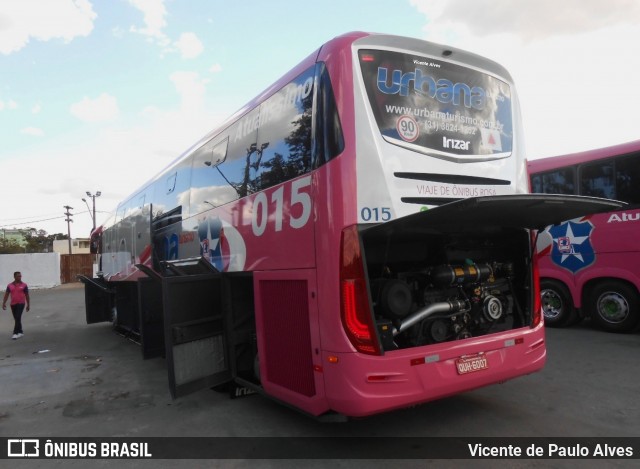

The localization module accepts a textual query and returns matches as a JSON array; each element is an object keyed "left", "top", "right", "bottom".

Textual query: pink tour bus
[
  {"left": 81, "top": 32, "right": 619, "bottom": 418},
  {"left": 529, "top": 140, "right": 640, "bottom": 333}
]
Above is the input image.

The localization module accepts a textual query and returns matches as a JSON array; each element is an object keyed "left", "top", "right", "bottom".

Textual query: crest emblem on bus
[
  {"left": 198, "top": 216, "right": 246, "bottom": 272},
  {"left": 547, "top": 219, "right": 596, "bottom": 273}
]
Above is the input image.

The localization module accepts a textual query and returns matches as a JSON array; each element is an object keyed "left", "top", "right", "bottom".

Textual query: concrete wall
[{"left": 0, "top": 253, "right": 61, "bottom": 289}]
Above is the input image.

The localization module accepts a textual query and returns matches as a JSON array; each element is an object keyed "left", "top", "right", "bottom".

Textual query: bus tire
[
  {"left": 586, "top": 280, "right": 640, "bottom": 333},
  {"left": 540, "top": 279, "right": 575, "bottom": 327}
]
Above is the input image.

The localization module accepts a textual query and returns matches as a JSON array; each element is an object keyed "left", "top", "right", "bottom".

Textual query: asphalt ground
[{"left": 1, "top": 283, "right": 638, "bottom": 468}]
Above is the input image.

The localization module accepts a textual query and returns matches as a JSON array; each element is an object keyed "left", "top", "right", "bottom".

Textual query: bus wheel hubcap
[
  {"left": 597, "top": 292, "right": 629, "bottom": 323},
  {"left": 541, "top": 289, "right": 562, "bottom": 319}
]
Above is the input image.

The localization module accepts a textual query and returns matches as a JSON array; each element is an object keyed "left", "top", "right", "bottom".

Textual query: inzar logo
[
  {"left": 8, "top": 439, "right": 40, "bottom": 457},
  {"left": 443, "top": 137, "right": 470, "bottom": 150}
]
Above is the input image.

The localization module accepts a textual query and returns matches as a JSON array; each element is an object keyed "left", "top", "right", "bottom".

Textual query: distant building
[
  {"left": 53, "top": 238, "right": 91, "bottom": 254},
  {"left": 0, "top": 228, "right": 28, "bottom": 247}
]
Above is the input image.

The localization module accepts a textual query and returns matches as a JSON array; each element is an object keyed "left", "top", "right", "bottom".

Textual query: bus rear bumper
[{"left": 321, "top": 327, "right": 546, "bottom": 417}]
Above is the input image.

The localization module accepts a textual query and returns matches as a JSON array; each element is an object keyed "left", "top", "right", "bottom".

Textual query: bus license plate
[{"left": 456, "top": 355, "right": 488, "bottom": 375}]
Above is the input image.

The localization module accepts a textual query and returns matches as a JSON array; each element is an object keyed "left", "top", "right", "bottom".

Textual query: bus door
[{"left": 161, "top": 262, "right": 231, "bottom": 398}]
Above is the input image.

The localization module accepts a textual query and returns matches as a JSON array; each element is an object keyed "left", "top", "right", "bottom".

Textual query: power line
[
  {"left": 0, "top": 211, "right": 89, "bottom": 229},
  {"left": 0, "top": 212, "right": 64, "bottom": 222},
  {"left": 0, "top": 215, "right": 65, "bottom": 228},
  {"left": 0, "top": 208, "right": 110, "bottom": 230},
  {"left": 0, "top": 209, "right": 111, "bottom": 229}
]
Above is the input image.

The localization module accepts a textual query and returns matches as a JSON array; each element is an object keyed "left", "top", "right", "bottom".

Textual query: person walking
[{"left": 2, "top": 272, "right": 30, "bottom": 340}]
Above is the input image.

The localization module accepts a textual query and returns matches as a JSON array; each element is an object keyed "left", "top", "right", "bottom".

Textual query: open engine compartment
[
  {"left": 355, "top": 194, "right": 626, "bottom": 352},
  {"left": 361, "top": 225, "right": 532, "bottom": 351}
]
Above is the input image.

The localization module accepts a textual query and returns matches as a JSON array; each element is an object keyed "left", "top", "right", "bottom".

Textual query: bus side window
[
  {"left": 580, "top": 161, "right": 615, "bottom": 199},
  {"left": 218, "top": 107, "right": 260, "bottom": 199},
  {"left": 615, "top": 153, "right": 640, "bottom": 203},
  {"left": 531, "top": 168, "right": 575, "bottom": 195},
  {"left": 152, "top": 158, "right": 192, "bottom": 223},
  {"left": 190, "top": 137, "right": 236, "bottom": 212},
  {"left": 253, "top": 65, "right": 315, "bottom": 191},
  {"left": 313, "top": 62, "right": 345, "bottom": 168}
]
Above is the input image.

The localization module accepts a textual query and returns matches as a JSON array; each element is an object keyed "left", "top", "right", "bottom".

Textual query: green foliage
[{"left": 0, "top": 228, "right": 68, "bottom": 254}]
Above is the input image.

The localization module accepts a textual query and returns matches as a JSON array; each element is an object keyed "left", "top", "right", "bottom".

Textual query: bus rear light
[
  {"left": 340, "top": 226, "right": 382, "bottom": 355},
  {"left": 327, "top": 355, "right": 339, "bottom": 364},
  {"left": 342, "top": 279, "right": 372, "bottom": 337},
  {"left": 504, "top": 337, "right": 525, "bottom": 347},
  {"left": 366, "top": 373, "right": 407, "bottom": 383}
]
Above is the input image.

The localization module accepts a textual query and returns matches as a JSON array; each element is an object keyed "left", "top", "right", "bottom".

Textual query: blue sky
[{"left": 1, "top": 0, "right": 639, "bottom": 237}]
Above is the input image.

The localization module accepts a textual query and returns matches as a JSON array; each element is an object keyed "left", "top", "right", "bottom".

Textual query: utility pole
[{"left": 64, "top": 205, "right": 73, "bottom": 254}]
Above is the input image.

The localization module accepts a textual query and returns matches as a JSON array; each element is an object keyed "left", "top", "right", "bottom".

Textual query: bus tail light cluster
[{"left": 340, "top": 225, "right": 381, "bottom": 355}]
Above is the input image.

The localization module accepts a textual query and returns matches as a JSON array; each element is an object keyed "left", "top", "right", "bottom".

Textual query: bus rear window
[{"left": 358, "top": 49, "right": 513, "bottom": 160}]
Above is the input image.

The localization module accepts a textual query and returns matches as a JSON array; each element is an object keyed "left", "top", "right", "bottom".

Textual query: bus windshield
[{"left": 358, "top": 49, "right": 513, "bottom": 160}]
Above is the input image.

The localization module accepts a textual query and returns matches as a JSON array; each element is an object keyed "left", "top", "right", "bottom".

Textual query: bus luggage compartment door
[
  {"left": 162, "top": 273, "right": 231, "bottom": 398},
  {"left": 79, "top": 275, "right": 114, "bottom": 324},
  {"left": 138, "top": 277, "right": 164, "bottom": 359}
]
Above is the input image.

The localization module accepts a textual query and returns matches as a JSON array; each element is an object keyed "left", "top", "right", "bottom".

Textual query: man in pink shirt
[{"left": 2, "top": 272, "right": 31, "bottom": 340}]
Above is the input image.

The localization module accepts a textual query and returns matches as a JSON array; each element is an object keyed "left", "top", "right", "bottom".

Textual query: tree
[
  {"left": 0, "top": 238, "right": 23, "bottom": 254},
  {"left": 0, "top": 228, "right": 68, "bottom": 254}
]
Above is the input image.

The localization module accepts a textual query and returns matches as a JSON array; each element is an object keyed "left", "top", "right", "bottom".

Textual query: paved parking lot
[{"left": 1, "top": 283, "right": 638, "bottom": 467}]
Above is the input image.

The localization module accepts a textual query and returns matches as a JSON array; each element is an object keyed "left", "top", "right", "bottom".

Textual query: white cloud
[
  {"left": 0, "top": 68, "right": 230, "bottom": 236},
  {"left": 0, "top": 101, "right": 227, "bottom": 237},
  {"left": 70, "top": 93, "right": 120, "bottom": 122},
  {"left": 0, "top": 99, "right": 18, "bottom": 111},
  {"left": 169, "top": 71, "right": 208, "bottom": 111},
  {"left": 0, "top": 0, "right": 97, "bottom": 55},
  {"left": 20, "top": 127, "right": 44, "bottom": 137},
  {"left": 174, "top": 32, "right": 204, "bottom": 59},
  {"left": 127, "top": 0, "right": 170, "bottom": 46},
  {"left": 410, "top": 0, "right": 640, "bottom": 41},
  {"left": 209, "top": 63, "right": 222, "bottom": 73},
  {"left": 111, "top": 26, "right": 125, "bottom": 39},
  {"left": 410, "top": 0, "right": 640, "bottom": 158},
  {"left": 32, "top": 103, "right": 41, "bottom": 114}
]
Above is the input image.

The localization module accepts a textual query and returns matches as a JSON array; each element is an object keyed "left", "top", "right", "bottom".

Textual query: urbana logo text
[{"left": 377, "top": 67, "right": 486, "bottom": 110}]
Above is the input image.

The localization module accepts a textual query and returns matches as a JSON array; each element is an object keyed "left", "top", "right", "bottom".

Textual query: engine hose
[{"left": 393, "top": 299, "right": 467, "bottom": 337}]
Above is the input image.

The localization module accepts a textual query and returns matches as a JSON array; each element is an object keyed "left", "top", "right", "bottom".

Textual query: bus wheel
[
  {"left": 587, "top": 281, "right": 640, "bottom": 332},
  {"left": 540, "top": 280, "right": 575, "bottom": 327}
]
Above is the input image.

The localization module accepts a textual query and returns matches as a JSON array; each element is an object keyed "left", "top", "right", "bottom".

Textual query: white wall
[{"left": 0, "top": 253, "right": 61, "bottom": 289}]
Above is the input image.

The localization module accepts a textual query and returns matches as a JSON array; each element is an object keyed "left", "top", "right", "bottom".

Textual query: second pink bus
[{"left": 529, "top": 140, "right": 640, "bottom": 333}]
